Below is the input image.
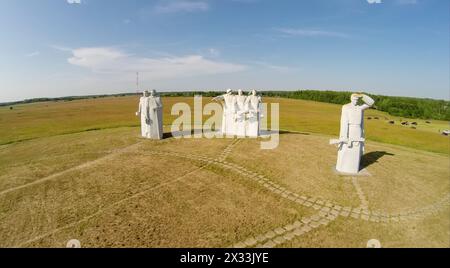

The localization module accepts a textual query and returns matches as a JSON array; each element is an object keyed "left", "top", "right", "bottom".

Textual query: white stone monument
[
  {"left": 136, "top": 90, "right": 163, "bottom": 140},
  {"left": 245, "top": 89, "right": 262, "bottom": 138},
  {"left": 330, "top": 93, "right": 375, "bottom": 174},
  {"left": 213, "top": 89, "right": 236, "bottom": 136},
  {"left": 235, "top": 89, "right": 247, "bottom": 137}
]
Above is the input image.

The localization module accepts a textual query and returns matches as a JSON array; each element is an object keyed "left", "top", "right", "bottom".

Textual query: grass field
[
  {"left": 0, "top": 96, "right": 448, "bottom": 248},
  {"left": 1, "top": 96, "right": 448, "bottom": 154}
]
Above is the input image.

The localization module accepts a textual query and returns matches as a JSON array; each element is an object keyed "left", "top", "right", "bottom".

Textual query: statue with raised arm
[
  {"left": 330, "top": 93, "right": 375, "bottom": 174},
  {"left": 245, "top": 89, "right": 262, "bottom": 138},
  {"left": 136, "top": 90, "right": 163, "bottom": 139},
  {"left": 213, "top": 89, "right": 236, "bottom": 136},
  {"left": 235, "top": 89, "right": 247, "bottom": 137}
]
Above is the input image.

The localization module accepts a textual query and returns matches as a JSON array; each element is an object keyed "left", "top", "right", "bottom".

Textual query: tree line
[{"left": 2, "top": 90, "right": 448, "bottom": 121}]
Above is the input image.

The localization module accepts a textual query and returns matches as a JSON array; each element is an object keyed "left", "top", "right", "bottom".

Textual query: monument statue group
[
  {"left": 135, "top": 90, "right": 163, "bottom": 140},
  {"left": 212, "top": 89, "right": 263, "bottom": 138},
  {"left": 136, "top": 89, "right": 375, "bottom": 175}
]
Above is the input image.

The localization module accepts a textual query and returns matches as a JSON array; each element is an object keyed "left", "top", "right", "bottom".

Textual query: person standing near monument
[
  {"left": 245, "top": 89, "right": 262, "bottom": 138},
  {"left": 213, "top": 89, "right": 236, "bottom": 136},
  {"left": 330, "top": 93, "right": 375, "bottom": 174}
]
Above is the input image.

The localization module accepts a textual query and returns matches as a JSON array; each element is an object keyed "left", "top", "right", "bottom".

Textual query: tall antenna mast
[{"left": 136, "top": 72, "right": 140, "bottom": 92}]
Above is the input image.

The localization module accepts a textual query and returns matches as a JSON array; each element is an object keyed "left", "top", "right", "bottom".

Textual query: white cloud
[
  {"left": 275, "top": 28, "right": 350, "bottom": 38},
  {"left": 208, "top": 48, "right": 220, "bottom": 57},
  {"left": 250, "top": 61, "right": 298, "bottom": 72},
  {"left": 154, "top": 0, "right": 209, "bottom": 13},
  {"left": 67, "top": 0, "right": 81, "bottom": 4},
  {"left": 25, "top": 51, "right": 40, "bottom": 57},
  {"left": 367, "top": 0, "right": 382, "bottom": 4},
  {"left": 66, "top": 47, "right": 246, "bottom": 80}
]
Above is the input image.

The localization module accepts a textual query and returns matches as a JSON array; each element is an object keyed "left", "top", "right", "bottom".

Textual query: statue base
[{"left": 333, "top": 167, "right": 371, "bottom": 177}]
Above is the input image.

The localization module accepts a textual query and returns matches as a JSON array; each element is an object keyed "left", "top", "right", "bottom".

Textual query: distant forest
[{"left": 2, "top": 90, "right": 449, "bottom": 121}]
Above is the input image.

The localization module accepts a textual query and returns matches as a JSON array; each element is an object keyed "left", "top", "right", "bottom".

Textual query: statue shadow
[
  {"left": 166, "top": 129, "right": 310, "bottom": 139},
  {"left": 259, "top": 129, "right": 310, "bottom": 136},
  {"left": 164, "top": 129, "right": 220, "bottom": 139},
  {"left": 360, "top": 151, "right": 395, "bottom": 170}
]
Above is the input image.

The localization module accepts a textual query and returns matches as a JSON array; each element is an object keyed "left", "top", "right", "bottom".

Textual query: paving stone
[
  {"left": 281, "top": 193, "right": 289, "bottom": 198},
  {"left": 351, "top": 213, "right": 360, "bottom": 219},
  {"left": 316, "top": 200, "right": 324, "bottom": 205},
  {"left": 321, "top": 207, "right": 331, "bottom": 212},
  {"left": 333, "top": 205, "right": 342, "bottom": 210},
  {"left": 283, "top": 232, "right": 295, "bottom": 241},
  {"left": 330, "top": 209, "right": 340, "bottom": 216},
  {"left": 293, "top": 228, "right": 305, "bottom": 236},
  {"left": 340, "top": 210, "right": 350, "bottom": 217},
  {"left": 304, "top": 202, "right": 313, "bottom": 207},
  {"left": 318, "top": 211, "right": 328, "bottom": 217},
  {"left": 244, "top": 238, "right": 257, "bottom": 247},
  {"left": 255, "top": 235, "right": 266, "bottom": 242},
  {"left": 287, "top": 195, "right": 296, "bottom": 202},
  {"left": 352, "top": 208, "right": 361, "bottom": 214},
  {"left": 273, "top": 236, "right": 286, "bottom": 244},
  {"left": 361, "top": 215, "right": 370, "bottom": 221},
  {"left": 309, "top": 221, "right": 321, "bottom": 228},
  {"left": 295, "top": 198, "right": 305, "bottom": 205},
  {"left": 274, "top": 227, "right": 285, "bottom": 235},
  {"left": 326, "top": 214, "right": 337, "bottom": 221},
  {"left": 313, "top": 204, "right": 322, "bottom": 210},
  {"left": 325, "top": 202, "right": 333, "bottom": 208},
  {"left": 361, "top": 210, "right": 370, "bottom": 216},
  {"left": 300, "top": 196, "right": 308, "bottom": 201},
  {"left": 301, "top": 218, "right": 311, "bottom": 224},
  {"left": 343, "top": 207, "right": 352, "bottom": 212},
  {"left": 274, "top": 189, "right": 282, "bottom": 194},
  {"left": 284, "top": 224, "right": 295, "bottom": 231},
  {"left": 311, "top": 215, "right": 321, "bottom": 221},
  {"left": 301, "top": 225, "right": 312, "bottom": 232},
  {"left": 292, "top": 220, "right": 302, "bottom": 228},
  {"left": 319, "top": 218, "right": 330, "bottom": 225},
  {"left": 262, "top": 240, "right": 276, "bottom": 248},
  {"left": 233, "top": 242, "right": 246, "bottom": 248},
  {"left": 265, "top": 231, "right": 276, "bottom": 239}
]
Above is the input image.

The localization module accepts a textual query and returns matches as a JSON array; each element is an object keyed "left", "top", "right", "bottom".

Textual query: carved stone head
[{"left": 350, "top": 93, "right": 361, "bottom": 106}]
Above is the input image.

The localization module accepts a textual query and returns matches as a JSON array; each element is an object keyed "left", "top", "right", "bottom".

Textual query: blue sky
[{"left": 0, "top": 0, "right": 448, "bottom": 102}]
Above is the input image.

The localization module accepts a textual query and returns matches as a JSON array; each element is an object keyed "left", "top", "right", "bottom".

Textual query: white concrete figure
[
  {"left": 213, "top": 89, "right": 236, "bottom": 136},
  {"left": 136, "top": 90, "right": 150, "bottom": 138},
  {"left": 235, "top": 89, "right": 247, "bottom": 137},
  {"left": 136, "top": 90, "right": 163, "bottom": 140},
  {"left": 330, "top": 93, "right": 375, "bottom": 174},
  {"left": 245, "top": 89, "right": 262, "bottom": 138}
]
